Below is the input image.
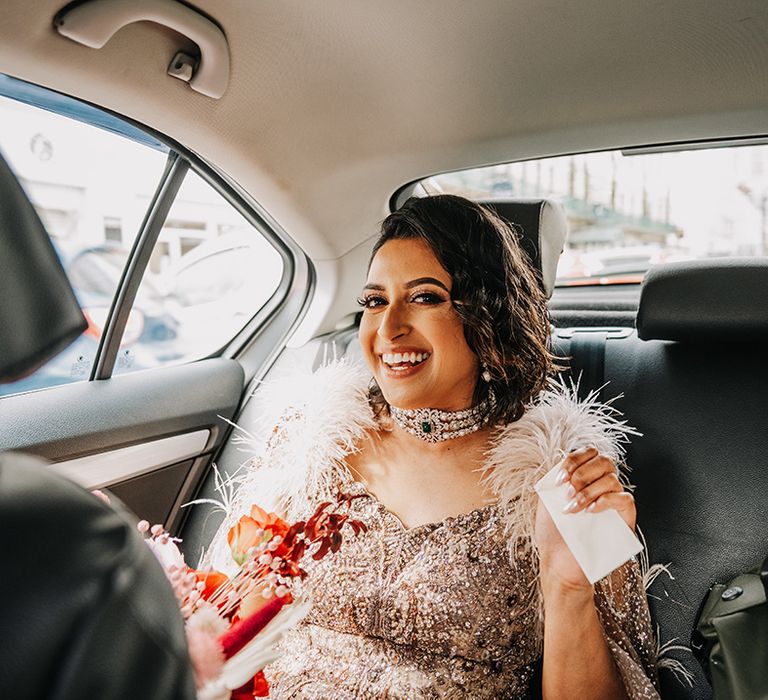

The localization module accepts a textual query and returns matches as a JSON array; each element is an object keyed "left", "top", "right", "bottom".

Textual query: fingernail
[
  {"left": 555, "top": 468, "right": 569, "bottom": 486},
  {"left": 566, "top": 484, "right": 576, "bottom": 499},
  {"left": 587, "top": 502, "right": 597, "bottom": 512},
  {"left": 562, "top": 500, "right": 578, "bottom": 513}
]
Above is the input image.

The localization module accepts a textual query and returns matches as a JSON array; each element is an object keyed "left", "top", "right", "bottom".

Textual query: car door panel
[{"left": 0, "top": 357, "right": 244, "bottom": 528}]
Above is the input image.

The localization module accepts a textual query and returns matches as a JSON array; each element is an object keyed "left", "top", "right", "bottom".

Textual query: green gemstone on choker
[{"left": 390, "top": 401, "right": 489, "bottom": 443}]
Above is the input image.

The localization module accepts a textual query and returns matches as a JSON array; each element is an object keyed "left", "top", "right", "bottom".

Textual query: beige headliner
[{"left": 1, "top": 0, "right": 767, "bottom": 333}]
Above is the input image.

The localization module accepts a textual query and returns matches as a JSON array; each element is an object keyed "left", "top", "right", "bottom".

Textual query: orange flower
[
  {"left": 227, "top": 515, "right": 263, "bottom": 566},
  {"left": 227, "top": 506, "right": 290, "bottom": 565},
  {"left": 248, "top": 505, "right": 289, "bottom": 541},
  {"left": 238, "top": 585, "right": 294, "bottom": 621},
  {"left": 194, "top": 570, "right": 228, "bottom": 601}
]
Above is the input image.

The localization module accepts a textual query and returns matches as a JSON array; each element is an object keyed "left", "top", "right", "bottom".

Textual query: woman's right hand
[{"left": 535, "top": 446, "right": 635, "bottom": 591}]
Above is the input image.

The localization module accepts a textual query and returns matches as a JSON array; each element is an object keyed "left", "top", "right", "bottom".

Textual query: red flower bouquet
[{"left": 139, "top": 493, "right": 366, "bottom": 700}]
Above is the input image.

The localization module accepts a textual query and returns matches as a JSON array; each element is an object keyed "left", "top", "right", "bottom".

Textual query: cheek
[
  {"left": 440, "top": 312, "right": 473, "bottom": 353},
  {"left": 441, "top": 321, "right": 478, "bottom": 372},
  {"left": 358, "top": 317, "right": 377, "bottom": 357}
]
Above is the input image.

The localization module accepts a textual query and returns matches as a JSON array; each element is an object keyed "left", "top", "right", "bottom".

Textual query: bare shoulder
[{"left": 344, "top": 426, "right": 390, "bottom": 484}]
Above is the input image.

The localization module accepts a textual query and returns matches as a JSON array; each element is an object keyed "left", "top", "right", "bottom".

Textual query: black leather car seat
[
  {"left": 568, "top": 258, "right": 768, "bottom": 700},
  {"left": 0, "top": 147, "right": 86, "bottom": 381},
  {"left": 0, "top": 151, "right": 196, "bottom": 700}
]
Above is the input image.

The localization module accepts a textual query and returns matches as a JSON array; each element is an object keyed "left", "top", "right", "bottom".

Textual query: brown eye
[
  {"left": 411, "top": 291, "right": 444, "bottom": 304},
  {"left": 357, "top": 295, "right": 387, "bottom": 309}
]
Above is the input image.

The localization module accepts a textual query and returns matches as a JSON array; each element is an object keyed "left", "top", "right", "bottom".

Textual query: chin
[
  {"left": 381, "top": 386, "right": 462, "bottom": 412},
  {"left": 377, "top": 383, "right": 426, "bottom": 410},
  {"left": 380, "top": 390, "right": 419, "bottom": 410}
]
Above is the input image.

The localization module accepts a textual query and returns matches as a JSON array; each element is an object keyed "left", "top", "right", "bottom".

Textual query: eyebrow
[{"left": 362, "top": 277, "right": 450, "bottom": 292}]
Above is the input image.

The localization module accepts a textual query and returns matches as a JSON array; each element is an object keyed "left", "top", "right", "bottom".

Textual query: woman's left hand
[{"left": 534, "top": 446, "right": 636, "bottom": 591}]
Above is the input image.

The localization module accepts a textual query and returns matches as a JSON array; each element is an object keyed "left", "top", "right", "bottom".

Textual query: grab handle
[{"left": 54, "top": 0, "right": 229, "bottom": 99}]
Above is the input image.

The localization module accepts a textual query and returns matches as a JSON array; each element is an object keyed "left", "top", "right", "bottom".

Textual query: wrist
[{"left": 540, "top": 569, "right": 595, "bottom": 605}]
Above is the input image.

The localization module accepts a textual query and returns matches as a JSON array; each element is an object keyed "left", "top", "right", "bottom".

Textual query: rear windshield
[{"left": 423, "top": 143, "right": 768, "bottom": 286}]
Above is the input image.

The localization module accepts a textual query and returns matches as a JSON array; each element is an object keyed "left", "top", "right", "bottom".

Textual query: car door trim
[{"left": 49, "top": 428, "right": 210, "bottom": 489}]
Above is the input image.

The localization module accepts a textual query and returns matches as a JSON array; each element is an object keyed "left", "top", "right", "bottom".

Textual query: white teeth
[{"left": 381, "top": 351, "right": 430, "bottom": 367}]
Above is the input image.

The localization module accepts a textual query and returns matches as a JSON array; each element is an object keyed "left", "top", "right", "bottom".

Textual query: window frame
[{"left": 0, "top": 73, "right": 304, "bottom": 390}]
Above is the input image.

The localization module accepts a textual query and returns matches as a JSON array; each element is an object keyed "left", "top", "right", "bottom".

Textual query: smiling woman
[
  {"left": 206, "top": 195, "right": 660, "bottom": 699},
  {"left": 363, "top": 196, "right": 555, "bottom": 425}
]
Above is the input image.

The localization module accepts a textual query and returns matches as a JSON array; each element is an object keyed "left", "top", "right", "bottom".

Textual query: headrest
[
  {"left": 479, "top": 198, "right": 568, "bottom": 298},
  {"left": 0, "top": 152, "right": 87, "bottom": 382},
  {"left": 636, "top": 258, "right": 768, "bottom": 341}
]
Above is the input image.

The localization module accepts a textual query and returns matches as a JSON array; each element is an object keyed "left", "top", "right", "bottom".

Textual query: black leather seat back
[
  {"left": 0, "top": 151, "right": 86, "bottom": 382},
  {"left": 608, "top": 334, "right": 768, "bottom": 699},
  {"left": 479, "top": 198, "right": 567, "bottom": 298},
  {"left": 574, "top": 260, "right": 768, "bottom": 700}
]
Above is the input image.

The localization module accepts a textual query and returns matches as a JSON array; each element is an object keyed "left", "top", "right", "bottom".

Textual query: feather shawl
[{"left": 213, "top": 361, "right": 637, "bottom": 567}]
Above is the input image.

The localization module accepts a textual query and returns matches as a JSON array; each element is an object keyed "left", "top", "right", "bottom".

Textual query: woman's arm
[
  {"left": 540, "top": 574, "right": 627, "bottom": 699},
  {"left": 535, "top": 446, "right": 649, "bottom": 699}
]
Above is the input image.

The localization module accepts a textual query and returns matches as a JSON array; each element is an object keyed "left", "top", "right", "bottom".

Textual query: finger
[
  {"left": 566, "top": 455, "right": 617, "bottom": 495},
  {"left": 556, "top": 446, "right": 598, "bottom": 483},
  {"left": 563, "top": 472, "right": 622, "bottom": 513},
  {"left": 586, "top": 492, "right": 636, "bottom": 529}
]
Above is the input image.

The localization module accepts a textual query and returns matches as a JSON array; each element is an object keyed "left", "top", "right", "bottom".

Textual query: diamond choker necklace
[{"left": 389, "top": 401, "right": 489, "bottom": 443}]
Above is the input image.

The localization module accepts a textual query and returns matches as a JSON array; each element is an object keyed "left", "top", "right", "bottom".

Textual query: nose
[{"left": 377, "top": 301, "right": 409, "bottom": 341}]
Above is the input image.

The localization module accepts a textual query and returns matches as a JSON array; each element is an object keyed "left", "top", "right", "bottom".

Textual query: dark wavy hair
[{"left": 368, "top": 194, "right": 558, "bottom": 426}]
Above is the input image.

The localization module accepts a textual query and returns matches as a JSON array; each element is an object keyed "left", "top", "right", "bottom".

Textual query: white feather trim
[
  {"left": 479, "top": 377, "right": 639, "bottom": 569},
  {"left": 233, "top": 359, "right": 375, "bottom": 515},
  {"left": 655, "top": 635, "right": 696, "bottom": 688},
  {"left": 202, "top": 360, "right": 376, "bottom": 573}
]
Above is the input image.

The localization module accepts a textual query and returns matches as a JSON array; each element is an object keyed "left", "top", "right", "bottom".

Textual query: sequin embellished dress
[{"left": 266, "top": 479, "right": 659, "bottom": 699}]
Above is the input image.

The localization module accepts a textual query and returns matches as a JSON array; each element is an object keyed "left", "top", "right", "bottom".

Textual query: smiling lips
[{"left": 380, "top": 351, "right": 431, "bottom": 372}]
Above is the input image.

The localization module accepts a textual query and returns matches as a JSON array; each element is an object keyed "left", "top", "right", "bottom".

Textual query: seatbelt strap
[{"left": 568, "top": 331, "right": 607, "bottom": 403}]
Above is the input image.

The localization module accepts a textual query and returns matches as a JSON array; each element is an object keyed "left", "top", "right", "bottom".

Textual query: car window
[
  {"left": 423, "top": 143, "right": 768, "bottom": 286},
  {"left": 112, "top": 169, "right": 284, "bottom": 374},
  {"left": 0, "top": 93, "right": 168, "bottom": 396},
  {"left": 0, "top": 77, "right": 287, "bottom": 395}
]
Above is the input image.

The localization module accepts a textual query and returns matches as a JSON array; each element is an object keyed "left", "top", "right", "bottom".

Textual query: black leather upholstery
[
  {"left": 636, "top": 258, "right": 768, "bottom": 342},
  {"left": 0, "top": 151, "right": 86, "bottom": 382},
  {"left": 607, "top": 333, "right": 768, "bottom": 700},
  {"left": 0, "top": 453, "right": 197, "bottom": 699},
  {"left": 561, "top": 261, "right": 768, "bottom": 699},
  {"left": 0, "top": 150, "right": 196, "bottom": 698}
]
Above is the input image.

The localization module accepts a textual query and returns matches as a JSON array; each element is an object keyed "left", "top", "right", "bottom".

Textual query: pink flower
[{"left": 145, "top": 536, "right": 186, "bottom": 571}]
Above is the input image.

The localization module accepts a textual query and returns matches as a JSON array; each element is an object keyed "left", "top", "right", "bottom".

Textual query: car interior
[{"left": 1, "top": 2, "right": 768, "bottom": 699}]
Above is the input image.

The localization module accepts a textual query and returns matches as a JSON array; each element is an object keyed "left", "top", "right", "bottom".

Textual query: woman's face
[{"left": 359, "top": 237, "right": 480, "bottom": 411}]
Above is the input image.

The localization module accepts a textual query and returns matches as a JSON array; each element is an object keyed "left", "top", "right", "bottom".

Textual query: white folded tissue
[{"left": 534, "top": 460, "right": 643, "bottom": 584}]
